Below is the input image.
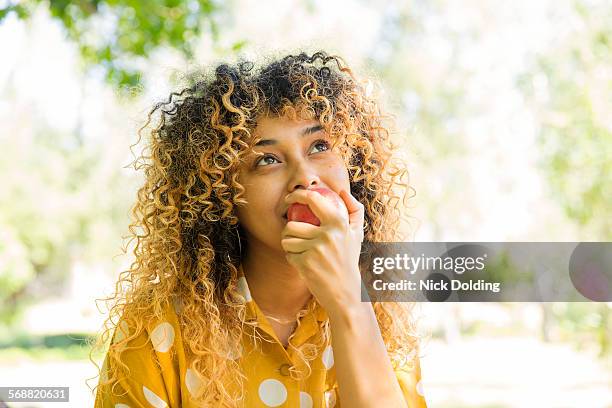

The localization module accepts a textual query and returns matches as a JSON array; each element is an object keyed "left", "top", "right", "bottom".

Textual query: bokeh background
[{"left": 0, "top": 0, "right": 610, "bottom": 407}]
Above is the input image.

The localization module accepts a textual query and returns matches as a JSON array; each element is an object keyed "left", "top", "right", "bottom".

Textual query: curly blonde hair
[{"left": 92, "top": 50, "right": 421, "bottom": 407}]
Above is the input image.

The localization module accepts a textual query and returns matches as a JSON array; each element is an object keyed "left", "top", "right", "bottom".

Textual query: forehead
[{"left": 251, "top": 115, "right": 321, "bottom": 140}]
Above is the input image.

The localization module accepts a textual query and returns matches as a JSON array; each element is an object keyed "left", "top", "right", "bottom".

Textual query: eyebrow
[{"left": 254, "top": 124, "right": 324, "bottom": 147}]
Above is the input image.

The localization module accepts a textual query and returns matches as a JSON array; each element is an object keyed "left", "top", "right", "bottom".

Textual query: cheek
[
  {"left": 325, "top": 159, "right": 351, "bottom": 187},
  {"left": 236, "top": 181, "right": 278, "bottom": 219}
]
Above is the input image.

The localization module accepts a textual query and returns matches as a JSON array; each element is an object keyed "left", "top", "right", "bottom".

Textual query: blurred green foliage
[
  {"left": 0, "top": 124, "right": 128, "bottom": 324},
  {"left": 552, "top": 302, "right": 611, "bottom": 357},
  {"left": 0, "top": 332, "right": 93, "bottom": 349},
  {"left": 519, "top": 0, "right": 612, "bottom": 240},
  {"left": 0, "top": 331, "right": 98, "bottom": 361},
  {"left": 0, "top": 344, "right": 96, "bottom": 361},
  {"left": 0, "top": 227, "right": 35, "bottom": 324},
  {"left": 0, "top": 0, "right": 232, "bottom": 89}
]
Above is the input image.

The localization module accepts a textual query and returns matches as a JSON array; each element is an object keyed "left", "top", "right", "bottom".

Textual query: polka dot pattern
[
  {"left": 95, "top": 263, "right": 429, "bottom": 408},
  {"left": 258, "top": 378, "right": 287, "bottom": 407},
  {"left": 416, "top": 379, "right": 425, "bottom": 396},
  {"left": 237, "top": 276, "right": 253, "bottom": 302},
  {"left": 185, "top": 368, "right": 201, "bottom": 397},
  {"left": 300, "top": 391, "right": 313, "bottom": 408},
  {"left": 150, "top": 322, "right": 175, "bottom": 353},
  {"left": 142, "top": 385, "right": 167, "bottom": 408},
  {"left": 324, "top": 388, "right": 337, "bottom": 408},
  {"left": 322, "top": 345, "right": 334, "bottom": 369}
]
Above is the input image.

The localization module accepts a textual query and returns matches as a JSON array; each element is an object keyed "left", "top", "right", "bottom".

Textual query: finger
[
  {"left": 282, "top": 221, "right": 319, "bottom": 239},
  {"left": 280, "top": 237, "right": 311, "bottom": 254},
  {"left": 338, "top": 189, "right": 365, "bottom": 228},
  {"left": 285, "top": 189, "right": 338, "bottom": 226}
]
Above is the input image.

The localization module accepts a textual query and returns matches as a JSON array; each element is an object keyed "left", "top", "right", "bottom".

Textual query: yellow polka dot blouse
[{"left": 95, "top": 265, "right": 428, "bottom": 407}]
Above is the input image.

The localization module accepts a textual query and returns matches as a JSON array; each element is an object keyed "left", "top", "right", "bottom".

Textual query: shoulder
[
  {"left": 96, "top": 299, "right": 184, "bottom": 408},
  {"left": 109, "top": 297, "right": 183, "bottom": 355}
]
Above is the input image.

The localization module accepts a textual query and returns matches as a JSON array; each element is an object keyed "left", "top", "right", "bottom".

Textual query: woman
[{"left": 93, "top": 50, "right": 427, "bottom": 407}]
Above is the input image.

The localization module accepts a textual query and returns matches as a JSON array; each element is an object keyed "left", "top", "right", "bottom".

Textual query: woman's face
[{"left": 235, "top": 115, "right": 351, "bottom": 252}]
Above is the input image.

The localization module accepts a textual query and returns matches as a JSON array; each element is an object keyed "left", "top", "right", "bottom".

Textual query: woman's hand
[{"left": 280, "top": 188, "right": 365, "bottom": 316}]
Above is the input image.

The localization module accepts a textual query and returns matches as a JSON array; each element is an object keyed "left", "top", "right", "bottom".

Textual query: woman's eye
[
  {"left": 254, "top": 139, "right": 330, "bottom": 167},
  {"left": 310, "top": 139, "right": 330, "bottom": 153},
  {"left": 255, "top": 155, "right": 278, "bottom": 167}
]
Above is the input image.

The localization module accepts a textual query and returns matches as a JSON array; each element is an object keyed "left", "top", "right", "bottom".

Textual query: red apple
[{"left": 286, "top": 188, "right": 346, "bottom": 226}]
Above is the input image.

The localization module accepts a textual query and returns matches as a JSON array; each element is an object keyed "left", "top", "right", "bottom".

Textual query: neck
[{"left": 241, "top": 239, "right": 313, "bottom": 319}]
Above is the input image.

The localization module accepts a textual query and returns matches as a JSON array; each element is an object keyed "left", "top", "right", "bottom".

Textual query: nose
[{"left": 287, "top": 161, "right": 320, "bottom": 192}]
